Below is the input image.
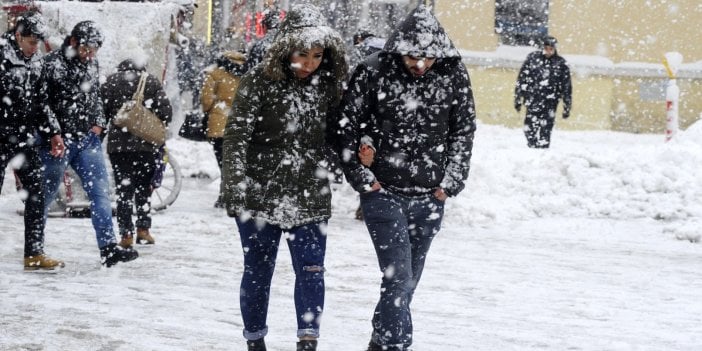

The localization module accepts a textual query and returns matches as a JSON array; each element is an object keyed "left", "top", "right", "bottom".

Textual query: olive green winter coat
[{"left": 221, "top": 4, "right": 347, "bottom": 228}]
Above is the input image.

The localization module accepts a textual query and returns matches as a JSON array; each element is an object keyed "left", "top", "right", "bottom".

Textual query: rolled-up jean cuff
[
  {"left": 243, "top": 326, "right": 268, "bottom": 341},
  {"left": 297, "top": 328, "right": 319, "bottom": 338}
]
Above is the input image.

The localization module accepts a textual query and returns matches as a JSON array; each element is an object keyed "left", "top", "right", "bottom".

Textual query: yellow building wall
[
  {"left": 611, "top": 77, "right": 702, "bottom": 133},
  {"left": 551, "top": 1, "right": 702, "bottom": 63},
  {"left": 437, "top": 1, "right": 702, "bottom": 132},
  {"left": 435, "top": 0, "right": 497, "bottom": 52}
]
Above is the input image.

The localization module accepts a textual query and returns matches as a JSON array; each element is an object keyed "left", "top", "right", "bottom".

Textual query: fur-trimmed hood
[
  {"left": 383, "top": 4, "right": 460, "bottom": 59},
  {"left": 261, "top": 3, "right": 347, "bottom": 83}
]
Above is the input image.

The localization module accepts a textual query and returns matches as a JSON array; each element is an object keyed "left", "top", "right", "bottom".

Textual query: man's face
[
  {"left": 77, "top": 43, "right": 99, "bottom": 63},
  {"left": 543, "top": 45, "right": 555, "bottom": 58},
  {"left": 15, "top": 33, "right": 40, "bottom": 58},
  {"left": 402, "top": 55, "right": 436, "bottom": 77}
]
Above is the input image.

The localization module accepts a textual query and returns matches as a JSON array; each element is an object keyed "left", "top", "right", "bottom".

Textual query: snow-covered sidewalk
[{"left": 2, "top": 124, "right": 701, "bottom": 350}]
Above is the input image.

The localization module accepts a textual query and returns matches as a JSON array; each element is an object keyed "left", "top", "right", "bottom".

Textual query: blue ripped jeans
[
  {"left": 40, "top": 132, "right": 116, "bottom": 249},
  {"left": 236, "top": 218, "right": 327, "bottom": 341},
  {"left": 360, "top": 189, "right": 445, "bottom": 349}
]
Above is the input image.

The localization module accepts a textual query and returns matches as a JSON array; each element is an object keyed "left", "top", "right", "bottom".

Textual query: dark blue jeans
[
  {"left": 236, "top": 218, "right": 327, "bottom": 340},
  {"left": 360, "top": 189, "right": 444, "bottom": 349}
]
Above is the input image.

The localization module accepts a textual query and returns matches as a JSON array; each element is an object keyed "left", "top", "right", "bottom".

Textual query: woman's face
[{"left": 289, "top": 46, "right": 324, "bottom": 79}]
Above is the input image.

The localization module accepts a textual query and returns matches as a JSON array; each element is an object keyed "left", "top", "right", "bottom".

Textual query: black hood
[
  {"left": 383, "top": 4, "right": 460, "bottom": 59},
  {"left": 117, "top": 59, "right": 147, "bottom": 72}
]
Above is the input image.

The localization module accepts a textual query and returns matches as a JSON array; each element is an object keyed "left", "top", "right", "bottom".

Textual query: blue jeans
[
  {"left": 40, "top": 132, "right": 116, "bottom": 249},
  {"left": 360, "top": 189, "right": 444, "bottom": 349},
  {"left": 236, "top": 218, "right": 327, "bottom": 340}
]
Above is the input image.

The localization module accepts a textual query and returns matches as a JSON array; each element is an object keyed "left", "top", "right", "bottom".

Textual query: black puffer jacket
[
  {"left": 37, "top": 38, "right": 104, "bottom": 141},
  {"left": 337, "top": 5, "right": 476, "bottom": 197},
  {"left": 101, "top": 60, "right": 172, "bottom": 153},
  {"left": 515, "top": 50, "right": 572, "bottom": 115},
  {"left": 0, "top": 31, "right": 58, "bottom": 145}
]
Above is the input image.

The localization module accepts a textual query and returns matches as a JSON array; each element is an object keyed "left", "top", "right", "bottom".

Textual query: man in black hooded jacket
[
  {"left": 514, "top": 35, "right": 572, "bottom": 148},
  {"left": 336, "top": 5, "right": 476, "bottom": 351},
  {"left": 0, "top": 11, "right": 64, "bottom": 271}
]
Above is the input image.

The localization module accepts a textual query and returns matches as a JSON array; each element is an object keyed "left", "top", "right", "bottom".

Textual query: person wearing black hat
[
  {"left": 514, "top": 35, "right": 572, "bottom": 148},
  {"left": 0, "top": 10, "right": 65, "bottom": 271},
  {"left": 335, "top": 5, "right": 476, "bottom": 351},
  {"left": 36, "top": 20, "right": 139, "bottom": 268}
]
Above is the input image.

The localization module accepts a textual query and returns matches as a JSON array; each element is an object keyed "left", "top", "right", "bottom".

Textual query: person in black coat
[
  {"left": 101, "top": 59, "right": 172, "bottom": 248},
  {"left": 335, "top": 5, "right": 476, "bottom": 351},
  {"left": 0, "top": 11, "right": 65, "bottom": 271},
  {"left": 514, "top": 35, "right": 572, "bottom": 148}
]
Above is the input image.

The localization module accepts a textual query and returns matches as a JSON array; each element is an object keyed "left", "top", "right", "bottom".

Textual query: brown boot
[
  {"left": 119, "top": 233, "right": 134, "bottom": 248},
  {"left": 136, "top": 228, "right": 155, "bottom": 245},
  {"left": 24, "top": 254, "right": 65, "bottom": 271}
]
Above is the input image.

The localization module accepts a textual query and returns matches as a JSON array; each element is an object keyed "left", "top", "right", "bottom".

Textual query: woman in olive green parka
[{"left": 221, "top": 4, "right": 347, "bottom": 351}]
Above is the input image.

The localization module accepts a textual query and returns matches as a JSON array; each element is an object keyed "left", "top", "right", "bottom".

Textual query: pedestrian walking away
[
  {"left": 37, "top": 21, "right": 138, "bottom": 268},
  {"left": 514, "top": 35, "right": 572, "bottom": 148},
  {"left": 221, "top": 4, "right": 347, "bottom": 351},
  {"left": 101, "top": 58, "right": 173, "bottom": 249},
  {"left": 335, "top": 4, "right": 476, "bottom": 351},
  {"left": 0, "top": 10, "right": 65, "bottom": 271}
]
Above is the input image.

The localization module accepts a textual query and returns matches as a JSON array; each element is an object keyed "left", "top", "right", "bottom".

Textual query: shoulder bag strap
[{"left": 133, "top": 72, "right": 148, "bottom": 104}]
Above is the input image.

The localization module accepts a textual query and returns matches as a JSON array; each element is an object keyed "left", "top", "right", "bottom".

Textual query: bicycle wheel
[{"left": 151, "top": 152, "right": 182, "bottom": 211}]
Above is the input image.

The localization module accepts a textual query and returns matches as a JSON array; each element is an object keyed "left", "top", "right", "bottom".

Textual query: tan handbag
[{"left": 113, "top": 72, "right": 166, "bottom": 146}]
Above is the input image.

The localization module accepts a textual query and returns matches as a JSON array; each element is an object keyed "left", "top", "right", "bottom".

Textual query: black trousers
[
  {"left": 0, "top": 142, "right": 46, "bottom": 257},
  {"left": 523, "top": 109, "right": 556, "bottom": 148},
  {"left": 109, "top": 152, "right": 156, "bottom": 236}
]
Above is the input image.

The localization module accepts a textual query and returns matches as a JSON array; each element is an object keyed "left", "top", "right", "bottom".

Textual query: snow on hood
[{"left": 383, "top": 4, "right": 460, "bottom": 59}]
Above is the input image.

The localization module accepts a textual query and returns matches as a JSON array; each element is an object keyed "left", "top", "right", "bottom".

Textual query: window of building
[{"left": 495, "top": 0, "right": 549, "bottom": 46}]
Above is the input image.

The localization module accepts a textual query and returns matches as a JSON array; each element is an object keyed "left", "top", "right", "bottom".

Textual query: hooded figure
[
  {"left": 514, "top": 35, "right": 572, "bottom": 148},
  {"left": 220, "top": 4, "right": 347, "bottom": 351},
  {"left": 335, "top": 5, "right": 476, "bottom": 351}
]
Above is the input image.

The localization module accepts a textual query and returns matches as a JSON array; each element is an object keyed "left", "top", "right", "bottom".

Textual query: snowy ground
[{"left": 1, "top": 123, "right": 702, "bottom": 351}]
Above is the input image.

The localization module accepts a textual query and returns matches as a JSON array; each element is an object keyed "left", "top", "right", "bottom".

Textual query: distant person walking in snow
[
  {"left": 0, "top": 11, "right": 65, "bottom": 271},
  {"left": 335, "top": 5, "right": 476, "bottom": 351},
  {"left": 37, "top": 21, "right": 139, "bottom": 268},
  {"left": 514, "top": 35, "right": 572, "bottom": 148},
  {"left": 200, "top": 50, "right": 246, "bottom": 208},
  {"left": 221, "top": 4, "right": 347, "bottom": 351},
  {"left": 101, "top": 59, "right": 172, "bottom": 248}
]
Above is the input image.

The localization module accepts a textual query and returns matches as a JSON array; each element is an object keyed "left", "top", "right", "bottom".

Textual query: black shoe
[
  {"left": 355, "top": 205, "right": 364, "bottom": 221},
  {"left": 367, "top": 341, "right": 382, "bottom": 351},
  {"left": 100, "top": 243, "right": 139, "bottom": 268},
  {"left": 297, "top": 339, "right": 317, "bottom": 351},
  {"left": 214, "top": 195, "right": 225, "bottom": 208},
  {"left": 247, "top": 338, "right": 266, "bottom": 351},
  {"left": 367, "top": 341, "right": 403, "bottom": 351}
]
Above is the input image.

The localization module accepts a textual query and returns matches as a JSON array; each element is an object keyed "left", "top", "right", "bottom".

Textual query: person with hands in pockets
[{"left": 335, "top": 5, "right": 476, "bottom": 351}]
